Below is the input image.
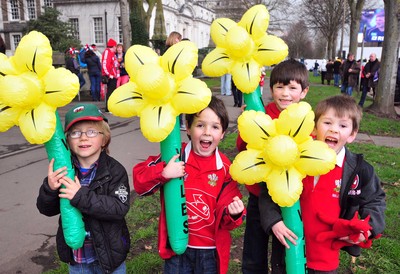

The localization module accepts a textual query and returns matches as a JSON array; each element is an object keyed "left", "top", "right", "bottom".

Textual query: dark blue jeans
[
  {"left": 358, "top": 78, "right": 370, "bottom": 107},
  {"left": 78, "top": 72, "right": 86, "bottom": 89},
  {"left": 105, "top": 78, "right": 117, "bottom": 112},
  {"left": 69, "top": 261, "right": 126, "bottom": 274},
  {"left": 242, "top": 193, "right": 286, "bottom": 274},
  {"left": 164, "top": 247, "right": 217, "bottom": 274},
  {"left": 89, "top": 73, "right": 101, "bottom": 101}
]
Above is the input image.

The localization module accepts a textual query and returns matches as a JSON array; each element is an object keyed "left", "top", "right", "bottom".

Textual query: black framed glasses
[{"left": 68, "top": 130, "right": 103, "bottom": 139}]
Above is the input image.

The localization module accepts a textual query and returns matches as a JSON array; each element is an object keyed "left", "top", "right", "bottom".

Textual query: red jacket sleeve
[
  {"left": 132, "top": 154, "right": 169, "bottom": 195},
  {"left": 236, "top": 133, "right": 247, "bottom": 152}
]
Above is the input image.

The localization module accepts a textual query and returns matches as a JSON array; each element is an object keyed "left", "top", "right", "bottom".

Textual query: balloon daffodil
[
  {"left": 201, "top": 4, "right": 288, "bottom": 93},
  {"left": 0, "top": 31, "right": 85, "bottom": 250},
  {"left": 230, "top": 102, "right": 337, "bottom": 207},
  {"left": 108, "top": 41, "right": 211, "bottom": 143},
  {"left": 108, "top": 41, "right": 211, "bottom": 255},
  {"left": 230, "top": 102, "right": 336, "bottom": 207},
  {"left": 0, "top": 31, "right": 79, "bottom": 144}
]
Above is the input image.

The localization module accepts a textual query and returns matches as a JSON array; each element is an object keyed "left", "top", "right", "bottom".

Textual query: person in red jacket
[
  {"left": 260, "top": 96, "right": 386, "bottom": 273},
  {"left": 133, "top": 96, "right": 246, "bottom": 274},
  {"left": 101, "top": 38, "right": 119, "bottom": 112},
  {"left": 238, "top": 59, "right": 309, "bottom": 274}
]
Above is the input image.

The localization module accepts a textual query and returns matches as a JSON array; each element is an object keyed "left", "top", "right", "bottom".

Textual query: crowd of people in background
[
  {"left": 64, "top": 39, "right": 130, "bottom": 112},
  {"left": 309, "top": 52, "right": 383, "bottom": 108}
]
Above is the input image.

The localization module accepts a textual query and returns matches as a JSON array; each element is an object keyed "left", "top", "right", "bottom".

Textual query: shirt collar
[
  {"left": 184, "top": 141, "right": 223, "bottom": 170},
  {"left": 336, "top": 147, "right": 346, "bottom": 167}
]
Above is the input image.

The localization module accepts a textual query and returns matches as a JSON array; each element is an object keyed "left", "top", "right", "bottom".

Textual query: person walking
[
  {"left": 116, "top": 44, "right": 129, "bottom": 87},
  {"left": 101, "top": 38, "right": 119, "bottom": 112},
  {"left": 325, "top": 59, "right": 334, "bottom": 85},
  {"left": 85, "top": 48, "right": 102, "bottom": 101},
  {"left": 321, "top": 59, "right": 327, "bottom": 84},
  {"left": 221, "top": 74, "right": 232, "bottom": 96},
  {"left": 340, "top": 53, "right": 360, "bottom": 96},
  {"left": 333, "top": 58, "right": 342, "bottom": 87},
  {"left": 359, "top": 53, "right": 380, "bottom": 107}
]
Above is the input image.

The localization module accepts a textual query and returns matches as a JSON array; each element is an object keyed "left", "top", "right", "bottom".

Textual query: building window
[
  {"left": 118, "top": 17, "right": 123, "bottom": 43},
  {"left": 93, "top": 17, "right": 104, "bottom": 44},
  {"left": 9, "top": 0, "right": 20, "bottom": 20},
  {"left": 26, "top": 0, "right": 36, "bottom": 20},
  {"left": 11, "top": 34, "right": 22, "bottom": 50},
  {"left": 69, "top": 18, "right": 79, "bottom": 40},
  {"left": 44, "top": 0, "right": 53, "bottom": 7}
]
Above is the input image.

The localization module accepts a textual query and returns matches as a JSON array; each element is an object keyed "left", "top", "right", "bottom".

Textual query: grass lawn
[{"left": 45, "top": 75, "right": 400, "bottom": 274}]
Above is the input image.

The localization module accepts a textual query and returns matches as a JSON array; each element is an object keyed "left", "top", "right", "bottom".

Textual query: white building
[
  {"left": 0, "top": 0, "right": 215, "bottom": 54},
  {"left": 154, "top": 0, "right": 214, "bottom": 49},
  {"left": 53, "top": 0, "right": 214, "bottom": 52}
]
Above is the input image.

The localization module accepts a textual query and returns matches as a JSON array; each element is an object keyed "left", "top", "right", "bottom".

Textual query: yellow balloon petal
[
  {"left": 19, "top": 103, "right": 56, "bottom": 144},
  {"left": 0, "top": 72, "right": 43, "bottom": 109},
  {"left": 238, "top": 5, "right": 270, "bottom": 40},
  {"left": 210, "top": 18, "right": 237, "bottom": 47},
  {"left": 0, "top": 103, "right": 21, "bottom": 131},
  {"left": 230, "top": 149, "right": 271, "bottom": 185},
  {"left": 140, "top": 104, "right": 177, "bottom": 142},
  {"left": 161, "top": 41, "right": 198, "bottom": 82},
  {"left": 0, "top": 54, "right": 18, "bottom": 75},
  {"left": 108, "top": 82, "right": 144, "bottom": 117},
  {"left": 231, "top": 59, "right": 262, "bottom": 93},
  {"left": 237, "top": 110, "right": 276, "bottom": 150},
  {"left": 137, "top": 63, "right": 171, "bottom": 98},
  {"left": 296, "top": 139, "right": 337, "bottom": 176},
  {"left": 264, "top": 135, "right": 299, "bottom": 167},
  {"left": 226, "top": 25, "right": 255, "bottom": 60},
  {"left": 125, "top": 45, "right": 160, "bottom": 80},
  {"left": 201, "top": 47, "right": 233, "bottom": 77},
  {"left": 43, "top": 67, "right": 79, "bottom": 107},
  {"left": 254, "top": 35, "right": 289, "bottom": 66},
  {"left": 13, "top": 31, "right": 52, "bottom": 77},
  {"left": 266, "top": 167, "right": 304, "bottom": 207},
  {"left": 275, "top": 102, "right": 315, "bottom": 144},
  {"left": 172, "top": 78, "right": 211, "bottom": 114}
]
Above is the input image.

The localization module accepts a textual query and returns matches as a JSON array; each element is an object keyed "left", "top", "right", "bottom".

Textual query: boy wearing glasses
[{"left": 37, "top": 103, "right": 131, "bottom": 273}]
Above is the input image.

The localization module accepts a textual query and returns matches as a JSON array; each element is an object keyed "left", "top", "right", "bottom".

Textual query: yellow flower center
[{"left": 265, "top": 135, "right": 299, "bottom": 167}]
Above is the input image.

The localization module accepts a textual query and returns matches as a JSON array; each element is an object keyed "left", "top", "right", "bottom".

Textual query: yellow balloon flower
[
  {"left": 108, "top": 41, "right": 212, "bottom": 143},
  {"left": 201, "top": 5, "right": 288, "bottom": 93},
  {"left": 0, "top": 31, "right": 79, "bottom": 144},
  {"left": 230, "top": 102, "right": 337, "bottom": 207}
]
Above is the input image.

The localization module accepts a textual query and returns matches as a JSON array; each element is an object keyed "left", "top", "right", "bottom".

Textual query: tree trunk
[
  {"left": 120, "top": 0, "right": 132, "bottom": 49},
  {"left": 369, "top": 0, "right": 399, "bottom": 117},
  {"left": 152, "top": 0, "right": 166, "bottom": 41},
  {"left": 347, "top": 0, "right": 365, "bottom": 57}
]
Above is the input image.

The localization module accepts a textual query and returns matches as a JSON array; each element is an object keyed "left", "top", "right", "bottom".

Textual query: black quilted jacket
[{"left": 37, "top": 151, "right": 131, "bottom": 273}]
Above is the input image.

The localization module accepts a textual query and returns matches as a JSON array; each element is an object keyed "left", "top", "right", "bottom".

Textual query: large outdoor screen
[{"left": 360, "top": 9, "right": 385, "bottom": 42}]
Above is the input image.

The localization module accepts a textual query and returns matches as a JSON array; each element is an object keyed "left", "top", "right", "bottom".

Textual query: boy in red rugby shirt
[
  {"left": 239, "top": 59, "right": 309, "bottom": 274},
  {"left": 133, "top": 96, "right": 246, "bottom": 274},
  {"left": 302, "top": 95, "right": 385, "bottom": 272},
  {"left": 260, "top": 95, "right": 386, "bottom": 273}
]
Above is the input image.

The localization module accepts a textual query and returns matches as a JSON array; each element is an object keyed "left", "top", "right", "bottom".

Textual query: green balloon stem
[
  {"left": 243, "top": 86, "right": 307, "bottom": 273},
  {"left": 243, "top": 85, "right": 265, "bottom": 112},
  {"left": 281, "top": 201, "right": 306, "bottom": 274},
  {"left": 44, "top": 111, "right": 85, "bottom": 250},
  {"left": 160, "top": 116, "right": 189, "bottom": 255}
]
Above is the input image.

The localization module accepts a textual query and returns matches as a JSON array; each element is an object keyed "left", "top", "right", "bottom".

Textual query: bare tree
[
  {"left": 301, "top": 0, "right": 345, "bottom": 59},
  {"left": 347, "top": 0, "right": 365, "bottom": 56},
  {"left": 128, "top": 0, "right": 158, "bottom": 45},
  {"left": 151, "top": 0, "right": 167, "bottom": 49},
  {"left": 369, "top": 0, "right": 399, "bottom": 117},
  {"left": 120, "top": 0, "right": 132, "bottom": 48},
  {"left": 282, "top": 20, "right": 314, "bottom": 59}
]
